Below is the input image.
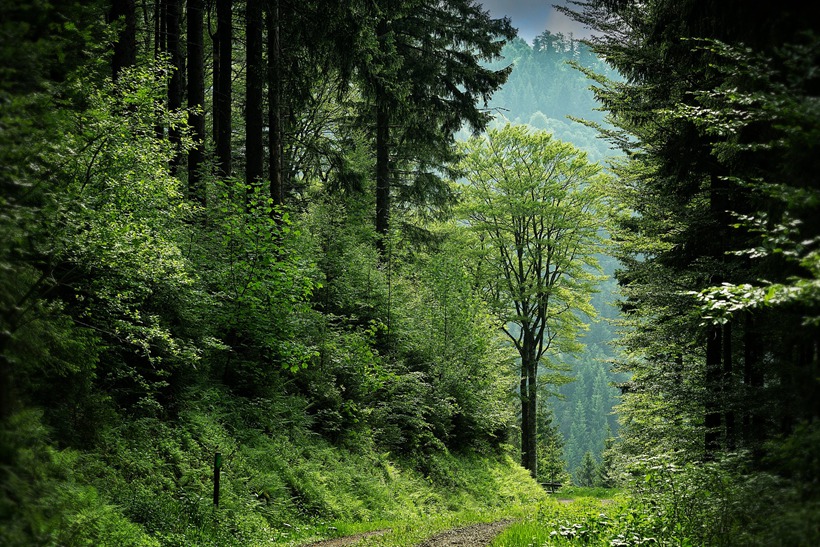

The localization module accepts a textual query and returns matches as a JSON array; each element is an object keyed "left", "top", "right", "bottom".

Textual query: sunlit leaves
[{"left": 456, "top": 124, "right": 609, "bottom": 360}]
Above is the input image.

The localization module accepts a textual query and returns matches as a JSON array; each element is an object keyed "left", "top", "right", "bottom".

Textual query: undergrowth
[{"left": 0, "top": 386, "right": 545, "bottom": 546}]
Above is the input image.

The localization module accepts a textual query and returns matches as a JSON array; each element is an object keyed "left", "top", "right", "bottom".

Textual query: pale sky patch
[{"left": 478, "top": 0, "right": 593, "bottom": 43}]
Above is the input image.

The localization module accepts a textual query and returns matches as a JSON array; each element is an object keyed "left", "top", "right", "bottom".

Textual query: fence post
[{"left": 213, "top": 450, "right": 222, "bottom": 507}]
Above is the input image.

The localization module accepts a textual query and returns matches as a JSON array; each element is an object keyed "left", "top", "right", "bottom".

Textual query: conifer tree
[
  {"left": 561, "top": 0, "right": 819, "bottom": 463},
  {"left": 360, "top": 0, "right": 514, "bottom": 254}
]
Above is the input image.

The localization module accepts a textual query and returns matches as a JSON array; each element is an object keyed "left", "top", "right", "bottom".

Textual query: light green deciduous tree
[{"left": 457, "top": 124, "right": 609, "bottom": 478}]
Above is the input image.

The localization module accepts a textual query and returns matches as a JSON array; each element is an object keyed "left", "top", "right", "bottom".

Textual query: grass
[
  {"left": 490, "top": 494, "right": 630, "bottom": 547},
  {"left": 549, "top": 486, "right": 622, "bottom": 500}
]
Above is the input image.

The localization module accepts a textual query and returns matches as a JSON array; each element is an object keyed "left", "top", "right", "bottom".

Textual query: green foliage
[
  {"left": 576, "top": 451, "right": 599, "bottom": 487},
  {"left": 492, "top": 495, "right": 634, "bottom": 547},
  {"left": 0, "top": 411, "right": 159, "bottom": 546},
  {"left": 457, "top": 124, "right": 608, "bottom": 360},
  {"left": 679, "top": 37, "right": 820, "bottom": 327},
  {"left": 620, "top": 452, "right": 820, "bottom": 546},
  {"left": 457, "top": 123, "right": 610, "bottom": 474},
  {"left": 197, "top": 179, "right": 320, "bottom": 394}
]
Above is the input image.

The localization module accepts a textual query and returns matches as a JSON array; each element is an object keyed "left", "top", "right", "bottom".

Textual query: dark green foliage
[
  {"left": 575, "top": 451, "right": 599, "bottom": 487},
  {"left": 357, "top": 0, "right": 515, "bottom": 248},
  {"left": 536, "top": 401, "right": 568, "bottom": 485},
  {"left": 559, "top": 0, "right": 820, "bottom": 541}
]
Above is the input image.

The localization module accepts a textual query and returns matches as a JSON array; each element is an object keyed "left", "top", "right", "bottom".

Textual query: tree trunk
[
  {"left": 108, "top": 0, "right": 136, "bottom": 81},
  {"left": 166, "top": 0, "right": 183, "bottom": 171},
  {"left": 520, "top": 335, "right": 538, "bottom": 478},
  {"left": 187, "top": 0, "right": 206, "bottom": 204},
  {"left": 526, "top": 358, "right": 538, "bottom": 478},
  {"left": 245, "top": 0, "right": 264, "bottom": 191},
  {"left": 215, "top": 0, "right": 232, "bottom": 178},
  {"left": 375, "top": 99, "right": 390, "bottom": 255},
  {"left": 155, "top": 0, "right": 166, "bottom": 56},
  {"left": 375, "top": 18, "right": 391, "bottom": 256},
  {"left": 520, "top": 360, "right": 530, "bottom": 472},
  {"left": 705, "top": 324, "right": 722, "bottom": 458},
  {"left": 723, "top": 321, "right": 736, "bottom": 450},
  {"left": 742, "top": 313, "right": 764, "bottom": 455},
  {"left": 267, "top": 0, "right": 283, "bottom": 206}
]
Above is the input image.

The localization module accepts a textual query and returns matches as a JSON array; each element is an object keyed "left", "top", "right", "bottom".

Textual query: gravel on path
[{"left": 413, "top": 519, "right": 515, "bottom": 547}]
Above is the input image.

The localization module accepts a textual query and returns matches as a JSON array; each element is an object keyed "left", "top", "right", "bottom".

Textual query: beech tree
[{"left": 458, "top": 124, "right": 608, "bottom": 477}]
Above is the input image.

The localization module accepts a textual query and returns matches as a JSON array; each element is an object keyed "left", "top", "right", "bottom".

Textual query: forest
[{"left": 0, "top": 0, "right": 818, "bottom": 545}]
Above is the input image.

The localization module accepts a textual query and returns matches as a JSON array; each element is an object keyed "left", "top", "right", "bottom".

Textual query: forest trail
[
  {"left": 414, "top": 520, "right": 515, "bottom": 546},
  {"left": 302, "top": 520, "right": 515, "bottom": 546}
]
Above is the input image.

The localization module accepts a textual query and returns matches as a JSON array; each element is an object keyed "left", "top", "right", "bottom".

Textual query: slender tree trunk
[
  {"left": 375, "top": 18, "right": 391, "bottom": 256},
  {"left": 215, "top": 0, "right": 232, "bottom": 178},
  {"left": 166, "top": 0, "right": 183, "bottom": 171},
  {"left": 526, "top": 358, "right": 538, "bottom": 478},
  {"left": 375, "top": 99, "right": 390, "bottom": 255},
  {"left": 723, "top": 321, "right": 736, "bottom": 450},
  {"left": 245, "top": 0, "right": 264, "bottom": 191},
  {"left": 155, "top": 0, "right": 166, "bottom": 55},
  {"left": 267, "top": 0, "right": 283, "bottom": 206},
  {"left": 154, "top": 0, "right": 167, "bottom": 139},
  {"left": 211, "top": 0, "right": 219, "bottom": 151},
  {"left": 743, "top": 313, "right": 764, "bottom": 455},
  {"left": 520, "top": 332, "right": 538, "bottom": 478},
  {"left": 520, "top": 359, "right": 531, "bottom": 472},
  {"left": 108, "top": 0, "right": 136, "bottom": 81},
  {"left": 705, "top": 324, "right": 722, "bottom": 458},
  {"left": 187, "top": 0, "right": 206, "bottom": 204},
  {"left": 705, "top": 172, "right": 729, "bottom": 458}
]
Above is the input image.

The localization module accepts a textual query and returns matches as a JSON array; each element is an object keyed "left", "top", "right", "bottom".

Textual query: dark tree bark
[
  {"left": 215, "top": 0, "right": 232, "bottom": 178},
  {"left": 520, "top": 364, "right": 531, "bottom": 472},
  {"left": 742, "top": 313, "right": 764, "bottom": 454},
  {"left": 187, "top": 0, "right": 206, "bottom": 204},
  {"left": 166, "top": 0, "right": 183, "bottom": 171},
  {"left": 705, "top": 324, "right": 722, "bottom": 458},
  {"left": 375, "top": 99, "right": 390, "bottom": 255},
  {"left": 374, "top": 16, "right": 391, "bottom": 256},
  {"left": 108, "top": 0, "right": 137, "bottom": 81},
  {"left": 520, "top": 345, "right": 538, "bottom": 478},
  {"left": 245, "top": 0, "right": 264, "bottom": 190},
  {"left": 723, "top": 322, "right": 736, "bottom": 450},
  {"left": 267, "top": 0, "right": 283, "bottom": 206},
  {"left": 155, "top": 0, "right": 166, "bottom": 56}
]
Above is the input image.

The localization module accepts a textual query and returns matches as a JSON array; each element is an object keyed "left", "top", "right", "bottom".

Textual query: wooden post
[{"left": 213, "top": 451, "right": 222, "bottom": 507}]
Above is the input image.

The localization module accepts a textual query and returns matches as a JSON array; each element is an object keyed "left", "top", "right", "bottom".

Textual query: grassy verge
[
  {"left": 491, "top": 493, "right": 631, "bottom": 547},
  {"left": 548, "top": 486, "right": 622, "bottom": 500}
]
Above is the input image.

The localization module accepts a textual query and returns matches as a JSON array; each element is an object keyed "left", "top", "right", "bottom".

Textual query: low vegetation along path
[{"left": 304, "top": 520, "right": 515, "bottom": 547}]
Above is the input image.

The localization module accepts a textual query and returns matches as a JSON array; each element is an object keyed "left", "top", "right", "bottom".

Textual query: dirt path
[
  {"left": 301, "top": 520, "right": 514, "bottom": 547},
  {"left": 414, "top": 519, "right": 514, "bottom": 547}
]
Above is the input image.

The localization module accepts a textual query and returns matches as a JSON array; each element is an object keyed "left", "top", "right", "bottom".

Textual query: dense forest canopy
[{"left": 1, "top": 0, "right": 818, "bottom": 545}]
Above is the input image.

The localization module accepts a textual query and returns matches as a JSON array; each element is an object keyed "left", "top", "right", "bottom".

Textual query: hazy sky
[{"left": 478, "top": 1, "right": 590, "bottom": 43}]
